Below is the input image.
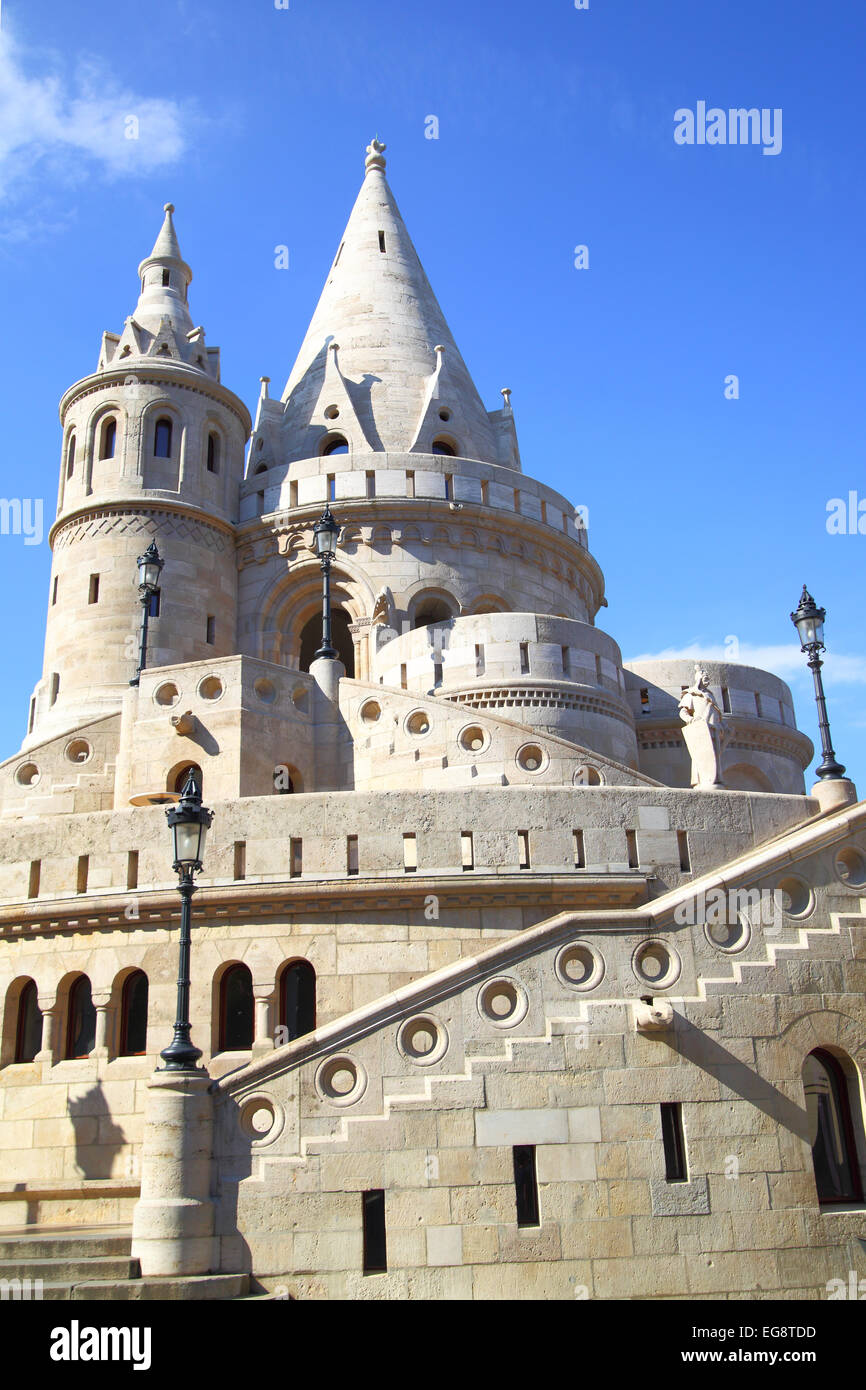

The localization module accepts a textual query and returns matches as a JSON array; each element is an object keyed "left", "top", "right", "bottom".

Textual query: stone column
[
  {"left": 131, "top": 1069, "right": 215, "bottom": 1277},
  {"left": 91, "top": 991, "right": 112, "bottom": 1059},
  {"left": 310, "top": 655, "right": 346, "bottom": 790},
  {"left": 36, "top": 999, "right": 60, "bottom": 1064},
  {"left": 252, "top": 989, "right": 273, "bottom": 1056}
]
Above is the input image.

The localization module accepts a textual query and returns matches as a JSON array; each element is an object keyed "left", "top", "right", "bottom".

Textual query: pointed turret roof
[
  {"left": 280, "top": 139, "right": 500, "bottom": 462},
  {"left": 96, "top": 204, "right": 219, "bottom": 378}
]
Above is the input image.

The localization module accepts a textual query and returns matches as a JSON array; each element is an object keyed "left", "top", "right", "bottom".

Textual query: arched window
[
  {"left": 219, "top": 965, "right": 253, "bottom": 1051},
  {"left": 99, "top": 418, "right": 117, "bottom": 460},
  {"left": 66, "top": 435, "right": 76, "bottom": 480},
  {"left": 173, "top": 764, "right": 202, "bottom": 795},
  {"left": 154, "top": 418, "right": 173, "bottom": 458},
  {"left": 431, "top": 438, "right": 455, "bottom": 456},
  {"left": 279, "top": 961, "right": 316, "bottom": 1042},
  {"left": 412, "top": 596, "right": 454, "bottom": 629},
  {"left": 322, "top": 436, "right": 349, "bottom": 456},
  {"left": 803, "top": 1049, "right": 864, "bottom": 1205},
  {"left": 206, "top": 432, "right": 219, "bottom": 473},
  {"left": 66, "top": 976, "right": 96, "bottom": 1059},
  {"left": 15, "top": 981, "right": 42, "bottom": 1063},
  {"left": 119, "top": 971, "right": 149, "bottom": 1056}
]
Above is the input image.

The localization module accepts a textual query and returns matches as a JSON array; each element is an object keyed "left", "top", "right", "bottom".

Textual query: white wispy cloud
[
  {"left": 0, "top": 30, "right": 188, "bottom": 202},
  {"left": 624, "top": 641, "right": 866, "bottom": 686}
]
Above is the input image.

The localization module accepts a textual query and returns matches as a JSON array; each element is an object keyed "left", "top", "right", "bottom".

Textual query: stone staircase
[{"left": 0, "top": 1226, "right": 248, "bottom": 1300}]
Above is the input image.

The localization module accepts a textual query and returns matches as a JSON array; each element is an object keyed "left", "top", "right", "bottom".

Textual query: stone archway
[{"left": 298, "top": 608, "right": 355, "bottom": 675}]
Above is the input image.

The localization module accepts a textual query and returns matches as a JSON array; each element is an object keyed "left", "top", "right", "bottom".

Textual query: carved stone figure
[{"left": 678, "top": 665, "right": 726, "bottom": 788}]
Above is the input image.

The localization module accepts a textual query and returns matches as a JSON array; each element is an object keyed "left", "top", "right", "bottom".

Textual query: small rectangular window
[
  {"left": 400, "top": 664, "right": 408, "bottom": 690},
  {"left": 518, "top": 830, "right": 531, "bottom": 870},
  {"left": 573, "top": 830, "right": 586, "bottom": 869},
  {"left": 76, "top": 855, "right": 89, "bottom": 895},
  {"left": 677, "top": 831, "right": 691, "bottom": 873},
  {"left": 50, "top": 673, "right": 60, "bottom": 707},
  {"left": 513, "top": 489, "right": 521, "bottom": 513},
  {"left": 561, "top": 646, "right": 570, "bottom": 677},
  {"left": 362, "top": 1189, "right": 387, "bottom": 1274},
  {"left": 660, "top": 1102, "right": 687, "bottom": 1182},
  {"left": 540, "top": 500, "right": 547, "bottom": 523},
  {"left": 257, "top": 490, "right": 265, "bottom": 515},
  {"left": 289, "top": 480, "right": 298, "bottom": 508},
  {"left": 461, "top": 831, "right": 474, "bottom": 871},
  {"left": 366, "top": 471, "right": 376, "bottom": 499},
  {"left": 347, "top": 835, "right": 359, "bottom": 876},
  {"left": 290, "top": 838, "right": 302, "bottom": 878},
  {"left": 475, "top": 644, "right": 485, "bottom": 677},
  {"left": 206, "top": 615, "right": 215, "bottom": 645},
  {"left": 513, "top": 1145, "right": 540, "bottom": 1227},
  {"left": 127, "top": 850, "right": 139, "bottom": 891},
  {"left": 721, "top": 685, "right": 731, "bottom": 713},
  {"left": 88, "top": 574, "right": 99, "bottom": 604},
  {"left": 405, "top": 470, "right": 415, "bottom": 498},
  {"left": 27, "top": 698, "right": 35, "bottom": 734},
  {"left": 444, "top": 474, "right": 453, "bottom": 500},
  {"left": 378, "top": 230, "right": 386, "bottom": 254},
  {"left": 639, "top": 687, "right": 650, "bottom": 711},
  {"left": 596, "top": 655, "right": 604, "bottom": 684},
  {"left": 754, "top": 691, "right": 763, "bottom": 717},
  {"left": 519, "top": 643, "right": 529, "bottom": 674},
  {"left": 148, "top": 589, "right": 161, "bottom": 618},
  {"left": 28, "top": 860, "right": 41, "bottom": 900},
  {"left": 327, "top": 473, "right": 336, "bottom": 501},
  {"left": 52, "top": 577, "right": 58, "bottom": 606},
  {"left": 626, "top": 830, "right": 638, "bottom": 869},
  {"left": 403, "top": 833, "right": 417, "bottom": 873},
  {"left": 234, "top": 841, "right": 246, "bottom": 881},
  {"left": 162, "top": 269, "right": 170, "bottom": 287}
]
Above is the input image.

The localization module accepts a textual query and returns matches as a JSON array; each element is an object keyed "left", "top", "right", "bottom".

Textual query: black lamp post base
[
  {"left": 159, "top": 1027, "right": 204, "bottom": 1072},
  {"left": 816, "top": 757, "right": 847, "bottom": 781},
  {"left": 313, "top": 644, "right": 338, "bottom": 662}
]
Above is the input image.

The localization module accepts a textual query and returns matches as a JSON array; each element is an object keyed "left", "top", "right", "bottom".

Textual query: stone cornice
[
  {"left": 48, "top": 500, "right": 236, "bottom": 551},
  {"left": 0, "top": 871, "right": 650, "bottom": 941},
  {"left": 59, "top": 367, "right": 252, "bottom": 435}
]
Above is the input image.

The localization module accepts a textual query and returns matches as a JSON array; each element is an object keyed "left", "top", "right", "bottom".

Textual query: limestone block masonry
[{"left": 0, "top": 138, "right": 862, "bottom": 1301}]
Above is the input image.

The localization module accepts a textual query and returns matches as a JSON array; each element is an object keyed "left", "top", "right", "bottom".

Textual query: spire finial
[
  {"left": 164, "top": 202, "right": 175, "bottom": 214},
  {"left": 501, "top": 387, "right": 512, "bottom": 409},
  {"left": 365, "top": 136, "right": 387, "bottom": 173}
]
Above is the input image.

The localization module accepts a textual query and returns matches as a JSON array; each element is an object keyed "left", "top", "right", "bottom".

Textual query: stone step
[
  {"left": 0, "top": 1227, "right": 133, "bottom": 1262},
  {"left": 0, "top": 1256, "right": 139, "bottom": 1282},
  {"left": 67, "top": 1274, "right": 249, "bottom": 1302}
]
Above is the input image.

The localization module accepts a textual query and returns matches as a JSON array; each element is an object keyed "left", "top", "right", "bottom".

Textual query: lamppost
[
  {"left": 130, "top": 540, "right": 164, "bottom": 686},
  {"left": 160, "top": 772, "right": 213, "bottom": 1071},
  {"left": 790, "top": 585, "right": 846, "bottom": 781},
  {"left": 312, "top": 505, "right": 340, "bottom": 661}
]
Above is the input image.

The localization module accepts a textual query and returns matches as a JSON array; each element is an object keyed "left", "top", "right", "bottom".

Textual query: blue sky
[{"left": 0, "top": 0, "right": 863, "bottom": 783}]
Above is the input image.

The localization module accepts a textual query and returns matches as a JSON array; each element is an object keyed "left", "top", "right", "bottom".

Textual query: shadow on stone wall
[{"left": 68, "top": 1086, "right": 126, "bottom": 1179}]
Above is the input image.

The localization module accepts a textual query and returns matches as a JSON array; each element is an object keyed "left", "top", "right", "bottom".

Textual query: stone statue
[{"left": 678, "top": 666, "right": 726, "bottom": 788}]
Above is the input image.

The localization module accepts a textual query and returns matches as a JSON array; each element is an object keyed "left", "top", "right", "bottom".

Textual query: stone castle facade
[{"left": 0, "top": 139, "right": 864, "bottom": 1300}]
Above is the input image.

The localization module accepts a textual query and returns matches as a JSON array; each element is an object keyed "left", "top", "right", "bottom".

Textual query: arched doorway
[{"left": 298, "top": 608, "right": 355, "bottom": 675}]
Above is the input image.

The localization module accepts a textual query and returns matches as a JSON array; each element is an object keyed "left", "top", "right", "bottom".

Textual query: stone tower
[{"left": 28, "top": 205, "right": 251, "bottom": 749}]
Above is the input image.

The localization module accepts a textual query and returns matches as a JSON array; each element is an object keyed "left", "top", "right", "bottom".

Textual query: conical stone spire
[
  {"left": 133, "top": 202, "right": 194, "bottom": 337},
  {"left": 280, "top": 139, "right": 500, "bottom": 462}
]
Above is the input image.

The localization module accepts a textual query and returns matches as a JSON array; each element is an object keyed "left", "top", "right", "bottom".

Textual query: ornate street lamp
[
  {"left": 790, "top": 585, "right": 846, "bottom": 781},
  {"left": 130, "top": 540, "right": 164, "bottom": 686},
  {"left": 312, "top": 505, "right": 340, "bottom": 661},
  {"left": 159, "top": 772, "right": 214, "bottom": 1071}
]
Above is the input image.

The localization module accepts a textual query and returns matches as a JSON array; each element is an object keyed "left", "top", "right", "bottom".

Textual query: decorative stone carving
[
  {"left": 678, "top": 666, "right": 726, "bottom": 788},
  {"left": 371, "top": 586, "right": 396, "bottom": 627}
]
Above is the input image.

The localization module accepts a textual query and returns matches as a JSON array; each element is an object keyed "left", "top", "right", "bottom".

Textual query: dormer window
[
  {"left": 322, "top": 436, "right": 349, "bottom": 456},
  {"left": 154, "top": 418, "right": 172, "bottom": 458},
  {"left": 432, "top": 438, "right": 455, "bottom": 456},
  {"left": 99, "top": 418, "right": 117, "bottom": 459}
]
